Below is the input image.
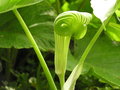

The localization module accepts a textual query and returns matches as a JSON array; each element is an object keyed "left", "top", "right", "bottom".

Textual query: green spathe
[
  {"left": 54, "top": 11, "right": 92, "bottom": 89},
  {"left": 54, "top": 11, "right": 92, "bottom": 39}
]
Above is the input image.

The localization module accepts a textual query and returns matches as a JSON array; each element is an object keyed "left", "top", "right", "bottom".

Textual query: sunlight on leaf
[
  {"left": 115, "top": 10, "right": 120, "bottom": 17},
  {"left": 0, "top": 0, "right": 43, "bottom": 13},
  {"left": 106, "top": 22, "right": 120, "bottom": 41},
  {"left": 90, "top": 0, "right": 117, "bottom": 22}
]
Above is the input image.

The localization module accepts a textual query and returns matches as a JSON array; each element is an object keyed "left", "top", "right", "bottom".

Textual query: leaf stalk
[
  {"left": 63, "top": 1, "right": 120, "bottom": 89},
  {"left": 13, "top": 9, "right": 57, "bottom": 90}
]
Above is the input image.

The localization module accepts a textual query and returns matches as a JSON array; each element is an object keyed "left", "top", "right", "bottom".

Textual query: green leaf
[
  {"left": 115, "top": 10, "right": 120, "bottom": 17},
  {"left": 0, "top": 0, "right": 43, "bottom": 13},
  {"left": 48, "top": 0, "right": 55, "bottom": 4},
  {"left": 67, "top": 51, "right": 77, "bottom": 71},
  {"left": 0, "top": 1, "right": 55, "bottom": 51},
  {"left": 85, "top": 35, "right": 120, "bottom": 86},
  {"left": 106, "top": 22, "right": 120, "bottom": 41},
  {"left": 68, "top": 28, "right": 120, "bottom": 86}
]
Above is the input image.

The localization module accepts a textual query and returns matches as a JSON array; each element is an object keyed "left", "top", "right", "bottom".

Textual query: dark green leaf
[
  {"left": 85, "top": 35, "right": 120, "bottom": 86},
  {"left": 0, "top": 1, "right": 55, "bottom": 51}
]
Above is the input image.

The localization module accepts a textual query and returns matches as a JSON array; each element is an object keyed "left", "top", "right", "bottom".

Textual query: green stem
[
  {"left": 56, "top": 0, "right": 61, "bottom": 14},
  {"left": 63, "top": 16, "right": 113, "bottom": 90},
  {"left": 13, "top": 9, "right": 57, "bottom": 90},
  {"left": 65, "top": 2, "right": 120, "bottom": 89},
  {"left": 78, "top": 19, "right": 110, "bottom": 66},
  {"left": 59, "top": 73, "right": 65, "bottom": 89},
  {"left": 78, "top": 0, "right": 120, "bottom": 66}
]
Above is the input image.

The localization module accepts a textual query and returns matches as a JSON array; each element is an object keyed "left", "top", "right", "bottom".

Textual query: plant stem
[
  {"left": 64, "top": 1, "right": 120, "bottom": 89},
  {"left": 73, "top": 19, "right": 112, "bottom": 82},
  {"left": 78, "top": 19, "right": 110, "bottom": 66},
  {"left": 13, "top": 9, "right": 57, "bottom": 90},
  {"left": 78, "top": 0, "right": 120, "bottom": 67},
  {"left": 56, "top": 0, "right": 61, "bottom": 14},
  {"left": 59, "top": 73, "right": 65, "bottom": 89},
  {"left": 63, "top": 16, "right": 112, "bottom": 90}
]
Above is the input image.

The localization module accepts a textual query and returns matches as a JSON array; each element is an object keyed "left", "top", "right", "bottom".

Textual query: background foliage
[{"left": 0, "top": 0, "right": 120, "bottom": 90}]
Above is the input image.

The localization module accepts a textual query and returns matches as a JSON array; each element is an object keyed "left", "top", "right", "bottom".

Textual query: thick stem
[
  {"left": 55, "top": 33, "right": 70, "bottom": 89},
  {"left": 13, "top": 9, "right": 57, "bottom": 90}
]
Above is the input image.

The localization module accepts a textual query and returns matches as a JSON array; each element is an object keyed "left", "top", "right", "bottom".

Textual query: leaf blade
[{"left": 0, "top": 0, "right": 43, "bottom": 13}]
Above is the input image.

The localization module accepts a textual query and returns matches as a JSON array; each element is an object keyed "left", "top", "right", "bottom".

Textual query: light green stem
[
  {"left": 55, "top": 33, "right": 70, "bottom": 89},
  {"left": 63, "top": 16, "right": 112, "bottom": 90},
  {"left": 64, "top": 14, "right": 116, "bottom": 90},
  {"left": 78, "top": 20, "right": 110, "bottom": 65},
  {"left": 64, "top": 2, "right": 120, "bottom": 89},
  {"left": 13, "top": 9, "right": 57, "bottom": 90},
  {"left": 77, "top": 0, "right": 120, "bottom": 70},
  {"left": 56, "top": 0, "right": 61, "bottom": 14},
  {"left": 59, "top": 73, "right": 65, "bottom": 89}
]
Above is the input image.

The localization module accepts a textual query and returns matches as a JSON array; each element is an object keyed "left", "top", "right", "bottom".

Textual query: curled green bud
[
  {"left": 54, "top": 11, "right": 92, "bottom": 89},
  {"left": 54, "top": 11, "right": 92, "bottom": 39}
]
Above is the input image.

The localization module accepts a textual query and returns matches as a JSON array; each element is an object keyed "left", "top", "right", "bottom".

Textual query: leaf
[
  {"left": 0, "top": 0, "right": 43, "bottom": 13},
  {"left": 68, "top": 27, "right": 120, "bottom": 86},
  {"left": 105, "top": 22, "right": 120, "bottom": 41},
  {"left": 67, "top": 51, "right": 77, "bottom": 71},
  {"left": 48, "top": 0, "right": 55, "bottom": 4},
  {"left": 0, "top": 0, "right": 55, "bottom": 51},
  {"left": 85, "top": 35, "right": 120, "bottom": 86},
  {"left": 90, "top": 0, "right": 117, "bottom": 22},
  {"left": 115, "top": 10, "right": 120, "bottom": 17}
]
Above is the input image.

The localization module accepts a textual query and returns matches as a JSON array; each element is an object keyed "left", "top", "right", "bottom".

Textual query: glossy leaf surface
[{"left": 0, "top": 0, "right": 43, "bottom": 13}]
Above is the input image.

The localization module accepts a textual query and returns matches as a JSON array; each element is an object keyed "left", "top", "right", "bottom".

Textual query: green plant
[
  {"left": 13, "top": 9, "right": 57, "bottom": 90},
  {"left": 0, "top": 0, "right": 120, "bottom": 90},
  {"left": 54, "top": 0, "right": 120, "bottom": 90},
  {"left": 54, "top": 11, "right": 92, "bottom": 89},
  {"left": 0, "top": 0, "right": 56, "bottom": 90}
]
